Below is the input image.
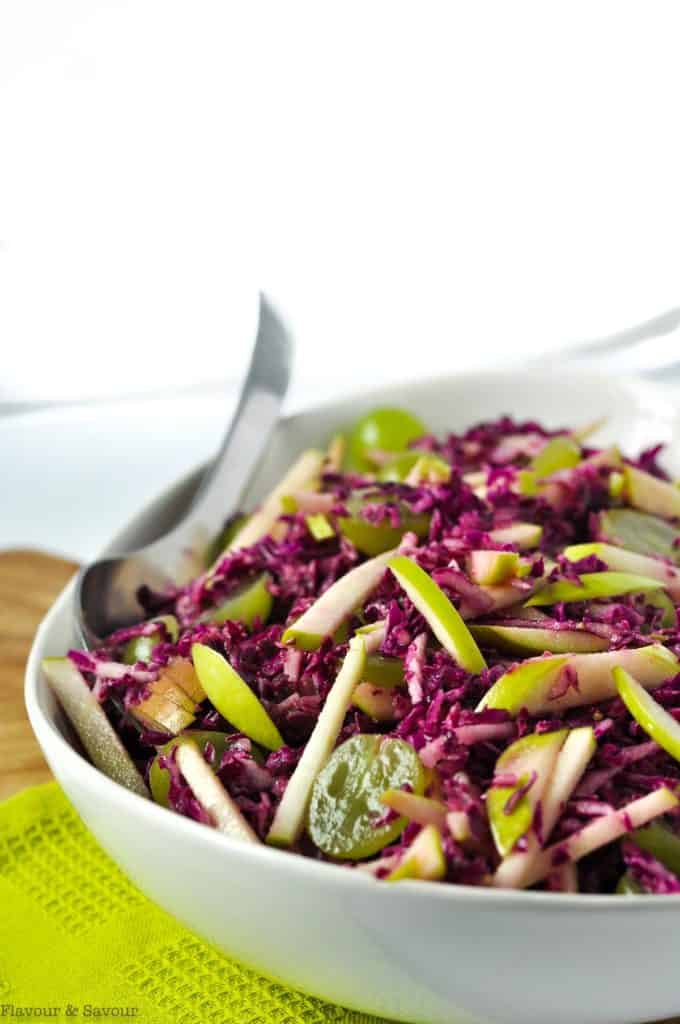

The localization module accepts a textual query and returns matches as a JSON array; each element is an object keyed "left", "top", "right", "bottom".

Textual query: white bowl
[{"left": 26, "top": 370, "right": 680, "bottom": 1024}]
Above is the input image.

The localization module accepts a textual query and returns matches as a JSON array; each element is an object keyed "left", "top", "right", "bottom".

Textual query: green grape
[
  {"left": 307, "top": 735, "right": 424, "bottom": 859},
  {"left": 338, "top": 494, "right": 430, "bottom": 556},
  {"left": 378, "top": 451, "right": 421, "bottom": 482},
  {"left": 149, "top": 731, "right": 262, "bottom": 807},
  {"left": 362, "top": 653, "right": 405, "bottom": 689},
  {"left": 205, "top": 574, "right": 273, "bottom": 629},
  {"left": 347, "top": 407, "right": 427, "bottom": 472},
  {"left": 122, "top": 615, "right": 179, "bottom": 665},
  {"left": 630, "top": 821, "right": 680, "bottom": 877}
]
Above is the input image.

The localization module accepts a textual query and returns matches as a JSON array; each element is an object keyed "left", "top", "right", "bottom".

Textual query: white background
[{"left": 2, "top": 2, "right": 680, "bottom": 555}]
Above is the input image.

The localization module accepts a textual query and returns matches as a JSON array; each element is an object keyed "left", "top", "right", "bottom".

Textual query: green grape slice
[{"left": 205, "top": 574, "right": 273, "bottom": 628}]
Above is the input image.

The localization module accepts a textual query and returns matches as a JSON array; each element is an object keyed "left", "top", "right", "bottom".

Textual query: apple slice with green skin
[
  {"left": 479, "top": 644, "right": 679, "bottom": 715},
  {"left": 42, "top": 658, "right": 149, "bottom": 798},
  {"left": 486, "top": 730, "right": 568, "bottom": 857},
  {"left": 525, "top": 571, "right": 664, "bottom": 607},
  {"left": 470, "top": 624, "right": 609, "bottom": 655},
  {"left": 488, "top": 523, "right": 543, "bottom": 550},
  {"left": 283, "top": 549, "right": 396, "bottom": 650},
  {"left": 352, "top": 683, "right": 395, "bottom": 721},
  {"left": 205, "top": 573, "right": 273, "bottom": 628},
  {"left": 492, "top": 786, "right": 679, "bottom": 890},
  {"left": 306, "top": 513, "right": 335, "bottom": 541},
  {"left": 149, "top": 731, "right": 256, "bottom": 806},
  {"left": 614, "top": 666, "right": 680, "bottom": 762},
  {"left": 123, "top": 615, "right": 179, "bottom": 664},
  {"left": 596, "top": 507, "right": 680, "bottom": 565},
  {"left": 630, "top": 821, "right": 680, "bottom": 877},
  {"left": 386, "top": 825, "right": 446, "bottom": 882},
  {"left": 563, "top": 542, "right": 680, "bottom": 600},
  {"left": 623, "top": 465, "right": 680, "bottom": 521},
  {"left": 220, "top": 449, "right": 326, "bottom": 557},
  {"left": 192, "top": 643, "right": 283, "bottom": 751},
  {"left": 380, "top": 789, "right": 448, "bottom": 830},
  {"left": 267, "top": 637, "right": 367, "bottom": 848},
  {"left": 175, "top": 741, "right": 258, "bottom": 843},
  {"left": 467, "top": 550, "right": 521, "bottom": 586},
  {"left": 530, "top": 436, "right": 581, "bottom": 477},
  {"left": 388, "top": 556, "right": 487, "bottom": 673},
  {"left": 404, "top": 454, "right": 451, "bottom": 486},
  {"left": 493, "top": 726, "right": 596, "bottom": 889}
]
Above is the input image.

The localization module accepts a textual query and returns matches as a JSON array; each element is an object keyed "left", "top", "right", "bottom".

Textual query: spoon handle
[{"left": 175, "top": 293, "right": 293, "bottom": 537}]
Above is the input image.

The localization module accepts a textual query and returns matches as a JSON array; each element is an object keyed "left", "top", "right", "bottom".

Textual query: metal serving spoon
[{"left": 75, "top": 293, "right": 293, "bottom": 648}]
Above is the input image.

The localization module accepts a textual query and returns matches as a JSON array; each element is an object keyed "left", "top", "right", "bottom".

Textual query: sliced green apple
[
  {"left": 493, "top": 726, "right": 596, "bottom": 889},
  {"left": 42, "top": 657, "right": 149, "bottom": 797},
  {"left": 530, "top": 436, "right": 581, "bottom": 477},
  {"left": 480, "top": 644, "right": 679, "bottom": 715},
  {"left": 470, "top": 624, "right": 609, "bottom": 655},
  {"left": 352, "top": 683, "right": 395, "bottom": 721},
  {"left": 149, "top": 731, "right": 247, "bottom": 806},
  {"left": 596, "top": 507, "right": 680, "bottom": 564},
  {"left": 614, "top": 666, "right": 680, "bottom": 763},
  {"left": 388, "top": 556, "right": 487, "bottom": 673},
  {"left": 205, "top": 573, "right": 273, "bottom": 628},
  {"left": 122, "top": 615, "right": 179, "bottom": 664},
  {"left": 623, "top": 465, "right": 680, "bottom": 521},
  {"left": 386, "top": 824, "right": 446, "bottom": 882},
  {"left": 630, "top": 821, "right": 680, "bottom": 877},
  {"left": 563, "top": 542, "right": 680, "bottom": 600},
  {"left": 380, "top": 789, "right": 448, "bottom": 830},
  {"left": 488, "top": 523, "right": 543, "bottom": 550},
  {"left": 306, "top": 513, "right": 335, "bottom": 541},
  {"left": 283, "top": 549, "right": 396, "bottom": 650},
  {"left": 525, "top": 571, "right": 663, "bottom": 607},
  {"left": 492, "top": 786, "right": 679, "bottom": 890},
  {"left": 191, "top": 643, "right": 283, "bottom": 751},
  {"left": 175, "top": 740, "right": 258, "bottom": 843},
  {"left": 129, "top": 669, "right": 199, "bottom": 736},
  {"left": 222, "top": 449, "right": 326, "bottom": 555},
  {"left": 486, "top": 730, "right": 568, "bottom": 857},
  {"left": 404, "top": 454, "right": 452, "bottom": 485},
  {"left": 467, "top": 550, "right": 520, "bottom": 586},
  {"left": 267, "top": 637, "right": 367, "bottom": 848}
]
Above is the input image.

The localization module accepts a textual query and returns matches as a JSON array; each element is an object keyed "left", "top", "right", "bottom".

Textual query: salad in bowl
[{"left": 42, "top": 405, "right": 680, "bottom": 897}]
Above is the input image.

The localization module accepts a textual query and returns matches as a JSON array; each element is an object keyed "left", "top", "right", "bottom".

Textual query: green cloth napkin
[{"left": 0, "top": 783, "right": 392, "bottom": 1024}]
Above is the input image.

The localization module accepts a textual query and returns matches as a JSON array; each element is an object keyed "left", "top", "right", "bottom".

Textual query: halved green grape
[
  {"left": 338, "top": 495, "right": 430, "bottom": 556},
  {"left": 362, "top": 653, "right": 405, "bottom": 689},
  {"left": 307, "top": 734, "right": 425, "bottom": 859},
  {"left": 530, "top": 436, "right": 581, "bottom": 477},
  {"left": 204, "top": 574, "right": 273, "bottom": 629},
  {"left": 469, "top": 624, "right": 609, "bottom": 655},
  {"left": 388, "top": 556, "right": 487, "bottom": 673},
  {"left": 377, "top": 451, "right": 421, "bottom": 482},
  {"left": 597, "top": 508, "right": 680, "bottom": 565},
  {"left": 191, "top": 643, "right": 283, "bottom": 751},
  {"left": 630, "top": 821, "right": 680, "bottom": 877},
  {"left": 149, "top": 731, "right": 261, "bottom": 807},
  {"left": 526, "top": 571, "right": 663, "bottom": 607},
  {"left": 486, "top": 730, "right": 567, "bottom": 857},
  {"left": 306, "top": 513, "right": 335, "bottom": 541},
  {"left": 614, "top": 666, "right": 680, "bottom": 763},
  {"left": 123, "top": 615, "right": 179, "bottom": 665},
  {"left": 386, "top": 824, "right": 446, "bottom": 882},
  {"left": 347, "top": 407, "right": 427, "bottom": 472},
  {"left": 488, "top": 522, "right": 543, "bottom": 550},
  {"left": 616, "top": 872, "right": 644, "bottom": 895}
]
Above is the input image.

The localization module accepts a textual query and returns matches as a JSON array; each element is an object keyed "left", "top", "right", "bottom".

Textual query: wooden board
[{"left": 0, "top": 549, "right": 77, "bottom": 799}]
